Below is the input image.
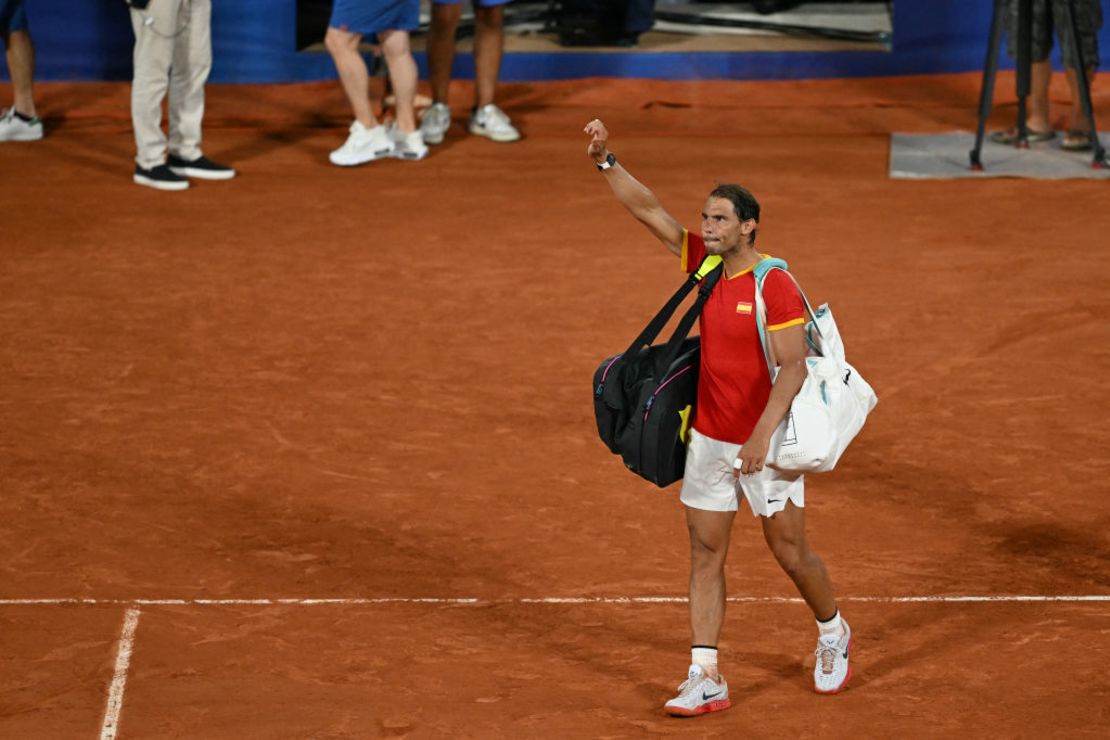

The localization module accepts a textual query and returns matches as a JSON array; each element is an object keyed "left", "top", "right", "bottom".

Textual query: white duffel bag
[{"left": 753, "top": 260, "right": 877, "bottom": 474}]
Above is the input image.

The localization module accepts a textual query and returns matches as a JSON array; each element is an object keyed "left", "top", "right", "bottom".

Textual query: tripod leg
[
  {"left": 972, "top": 0, "right": 1007, "bottom": 169},
  {"left": 1062, "top": 0, "right": 1106, "bottom": 167},
  {"left": 1014, "top": 0, "right": 1033, "bottom": 147}
]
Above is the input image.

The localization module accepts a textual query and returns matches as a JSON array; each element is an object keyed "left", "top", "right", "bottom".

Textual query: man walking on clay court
[{"left": 583, "top": 119, "right": 852, "bottom": 716}]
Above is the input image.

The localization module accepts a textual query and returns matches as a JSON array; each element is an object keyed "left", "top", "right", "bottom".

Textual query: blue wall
[{"left": 3, "top": 1, "right": 1108, "bottom": 83}]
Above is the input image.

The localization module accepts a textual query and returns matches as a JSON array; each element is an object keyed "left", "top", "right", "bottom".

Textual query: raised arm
[{"left": 585, "top": 119, "right": 685, "bottom": 256}]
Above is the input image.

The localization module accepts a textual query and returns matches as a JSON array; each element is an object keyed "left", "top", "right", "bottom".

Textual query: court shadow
[
  {"left": 214, "top": 124, "right": 328, "bottom": 165},
  {"left": 991, "top": 520, "right": 1110, "bottom": 590}
]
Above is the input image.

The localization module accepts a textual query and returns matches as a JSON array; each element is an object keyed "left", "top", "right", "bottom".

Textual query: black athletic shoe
[
  {"left": 134, "top": 163, "right": 189, "bottom": 191},
  {"left": 168, "top": 154, "right": 236, "bottom": 180}
]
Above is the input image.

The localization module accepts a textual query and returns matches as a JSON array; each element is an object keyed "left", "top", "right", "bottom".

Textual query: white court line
[
  {"left": 1, "top": 595, "right": 1109, "bottom": 606},
  {"left": 99, "top": 606, "right": 141, "bottom": 740},
  {"left": 522, "top": 595, "right": 1110, "bottom": 604}
]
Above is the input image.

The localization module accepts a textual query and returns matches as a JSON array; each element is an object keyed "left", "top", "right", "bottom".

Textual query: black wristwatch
[{"left": 596, "top": 152, "right": 617, "bottom": 171}]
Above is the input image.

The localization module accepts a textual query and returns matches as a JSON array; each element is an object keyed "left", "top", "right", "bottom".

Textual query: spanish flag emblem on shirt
[{"left": 736, "top": 301, "right": 753, "bottom": 315}]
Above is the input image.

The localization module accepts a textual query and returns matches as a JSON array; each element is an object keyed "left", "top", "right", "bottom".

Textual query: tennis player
[{"left": 584, "top": 119, "right": 852, "bottom": 716}]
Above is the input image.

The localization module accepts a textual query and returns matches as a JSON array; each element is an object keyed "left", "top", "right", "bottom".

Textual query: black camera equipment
[{"left": 970, "top": 0, "right": 1106, "bottom": 170}]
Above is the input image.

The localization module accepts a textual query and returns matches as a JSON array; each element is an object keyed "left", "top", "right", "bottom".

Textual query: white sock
[
  {"left": 691, "top": 646, "right": 718, "bottom": 677},
  {"left": 817, "top": 609, "right": 845, "bottom": 638}
]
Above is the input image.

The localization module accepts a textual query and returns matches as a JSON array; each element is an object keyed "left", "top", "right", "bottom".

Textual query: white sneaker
[
  {"left": 663, "top": 664, "right": 731, "bottom": 717},
  {"left": 0, "top": 107, "right": 44, "bottom": 142},
  {"left": 420, "top": 102, "right": 451, "bottom": 145},
  {"left": 390, "top": 126, "right": 428, "bottom": 161},
  {"left": 813, "top": 620, "right": 852, "bottom": 694},
  {"left": 468, "top": 103, "right": 520, "bottom": 143},
  {"left": 329, "top": 121, "right": 394, "bottom": 166}
]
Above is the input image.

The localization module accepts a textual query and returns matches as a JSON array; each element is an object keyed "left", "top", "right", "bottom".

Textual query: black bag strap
[
  {"left": 621, "top": 256, "right": 724, "bottom": 374},
  {"left": 651, "top": 261, "right": 724, "bottom": 377}
]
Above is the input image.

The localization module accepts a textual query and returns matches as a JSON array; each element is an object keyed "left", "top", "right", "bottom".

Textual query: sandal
[
  {"left": 1062, "top": 129, "right": 1094, "bottom": 152},
  {"left": 990, "top": 127, "right": 1056, "bottom": 144}
]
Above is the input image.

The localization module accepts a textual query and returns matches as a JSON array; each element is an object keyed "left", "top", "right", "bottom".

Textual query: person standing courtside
[
  {"left": 0, "top": 0, "right": 43, "bottom": 142},
  {"left": 129, "top": 0, "right": 234, "bottom": 191},
  {"left": 326, "top": 0, "right": 426, "bottom": 165},
  {"left": 419, "top": 0, "right": 520, "bottom": 145},
  {"left": 991, "top": 0, "right": 1102, "bottom": 151},
  {"left": 584, "top": 119, "right": 852, "bottom": 716}
]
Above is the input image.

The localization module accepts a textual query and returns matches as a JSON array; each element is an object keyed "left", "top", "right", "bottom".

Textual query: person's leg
[
  {"left": 325, "top": 26, "right": 376, "bottom": 128},
  {"left": 661, "top": 505, "right": 735, "bottom": 716},
  {"left": 466, "top": 1, "right": 519, "bottom": 141},
  {"left": 686, "top": 506, "right": 736, "bottom": 676},
  {"left": 760, "top": 501, "right": 837, "bottom": 620},
  {"left": 0, "top": 19, "right": 42, "bottom": 142},
  {"left": 1064, "top": 66, "right": 1097, "bottom": 131},
  {"left": 379, "top": 29, "right": 417, "bottom": 133},
  {"left": 130, "top": 0, "right": 179, "bottom": 169},
  {"left": 1027, "top": 59, "right": 1053, "bottom": 133},
  {"left": 665, "top": 430, "right": 738, "bottom": 717},
  {"left": 4, "top": 29, "right": 35, "bottom": 117},
  {"left": 472, "top": 4, "right": 504, "bottom": 109},
  {"left": 1054, "top": 0, "right": 1101, "bottom": 142},
  {"left": 994, "top": 0, "right": 1055, "bottom": 141},
  {"left": 761, "top": 500, "right": 851, "bottom": 694},
  {"left": 427, "top": 2, "right": 462, "bottom": 104},
  {"left": 169, "top": 0, "right": 211, "bottom": 162}
]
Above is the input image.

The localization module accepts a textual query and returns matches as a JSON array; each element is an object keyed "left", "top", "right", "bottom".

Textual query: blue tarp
[{"left": 3, "top": 1, "right": 1108, "bottom": 83}]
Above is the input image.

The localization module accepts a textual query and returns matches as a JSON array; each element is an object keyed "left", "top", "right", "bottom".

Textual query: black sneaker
[
  {"left": 168, "top": 154, "right": 236, "bottom": 180},
  {"left": 134, "top": 163, "right": 189, "bottom": 191}
]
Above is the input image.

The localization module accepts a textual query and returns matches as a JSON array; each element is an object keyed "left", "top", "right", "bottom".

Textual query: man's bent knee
[{"left": 688, "top": 528, "right": 731, "bottom": 572}]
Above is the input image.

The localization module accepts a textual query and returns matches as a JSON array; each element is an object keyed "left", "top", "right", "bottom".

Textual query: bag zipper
[
  {"left": 644, "top": 365, "right": 693, "bottom": 421},
  {"left": 596, "top": 354, "right": 623, "bottom": 397}
]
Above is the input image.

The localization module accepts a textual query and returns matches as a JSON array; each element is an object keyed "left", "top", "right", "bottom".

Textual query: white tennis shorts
[{"left": 680, "top": 428, "right": 805, "bottom": 517}]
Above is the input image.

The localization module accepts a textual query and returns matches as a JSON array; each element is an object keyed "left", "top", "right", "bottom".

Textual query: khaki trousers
[{"left": 130, "top": 0, "right": 212, "bottom": 168}]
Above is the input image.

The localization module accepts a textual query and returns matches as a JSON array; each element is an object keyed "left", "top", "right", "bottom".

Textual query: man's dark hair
[{"left": 709, "top": 183, "right": 760, "bottom": 245}]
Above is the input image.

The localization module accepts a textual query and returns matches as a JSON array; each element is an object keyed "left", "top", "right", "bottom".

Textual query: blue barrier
[{"left": 2, "top": 1, "right": 1107, "bottom": 83}]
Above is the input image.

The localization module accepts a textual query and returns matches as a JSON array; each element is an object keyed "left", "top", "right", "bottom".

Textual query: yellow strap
[{"left": 694, "top": 255, "right": 723, "bottom": 279}]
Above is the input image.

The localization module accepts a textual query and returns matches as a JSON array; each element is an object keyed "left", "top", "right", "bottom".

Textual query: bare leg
[
  {"left": 379, "top": 30, "right": 417, "bottom": 133},
  {"left": 1027, "top": 59, "right": 1052, "bottom": 133},
  {"left": 473, "top": 5, "right": 505, "bottom": 109},
  {"left": 686, "top": 506, "right": 735, "bottom": 679},
  {"left": 761, "top": 502, "right": 837, "bottom": 622},
  {"left": 426, "top": 3, "right": 462, "bottom": 104},
  {"left": 3, "top": 29, "right": 36, "bottom": 117},
  {"left": 1064, "top": 66, "right": 1097, "bottom": 132},
  {"left": 325, "top": 27, "right": 376, "bottom": 128}
]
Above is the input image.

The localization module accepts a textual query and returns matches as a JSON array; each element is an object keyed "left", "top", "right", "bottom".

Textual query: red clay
[{"left": 2, "top": 74, "right": 1110, "bottom": 737}]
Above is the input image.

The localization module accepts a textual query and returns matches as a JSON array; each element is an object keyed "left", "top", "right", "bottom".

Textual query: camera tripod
[{"left": 970, "top": 0, "right": 1106, "bottom": 170}]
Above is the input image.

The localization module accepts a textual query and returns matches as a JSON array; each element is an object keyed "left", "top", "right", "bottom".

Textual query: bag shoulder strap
[
  {"left": 694, "top": 255, "right": 723, "bottom": 279},
  {"left": 753, "top": 257, "right": 788, "bottom": 282},
  {"left": 752, "top": 259, "right": 822, "bottom": 377},
  {"left": 621, "top": 255, "right": 723, "bottom": 364}
]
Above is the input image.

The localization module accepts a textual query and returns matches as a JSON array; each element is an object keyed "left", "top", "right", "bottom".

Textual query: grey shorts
[{"left": 1006, "top": 0, "right": 1103, "bottom": 69}]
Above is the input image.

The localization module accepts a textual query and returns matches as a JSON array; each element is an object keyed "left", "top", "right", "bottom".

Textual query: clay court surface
[{"left": 2, "top": 73, "right": 1110, "bottom": 737}]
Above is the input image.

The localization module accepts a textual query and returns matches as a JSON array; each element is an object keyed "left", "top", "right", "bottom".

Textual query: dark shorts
[
  {"left": 329, "top": 0, "right": 420, "bottom": 36},
  {"left": 1006, "top": 0, "right": 1103, "bottom": 69},
  {"left": 0, "top": 0, "right": 28, "bottom": 33}
]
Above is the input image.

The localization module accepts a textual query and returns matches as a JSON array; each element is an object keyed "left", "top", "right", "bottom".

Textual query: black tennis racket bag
[{"left": 593, "top": 257, "right": 724, "bottom": 487}]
